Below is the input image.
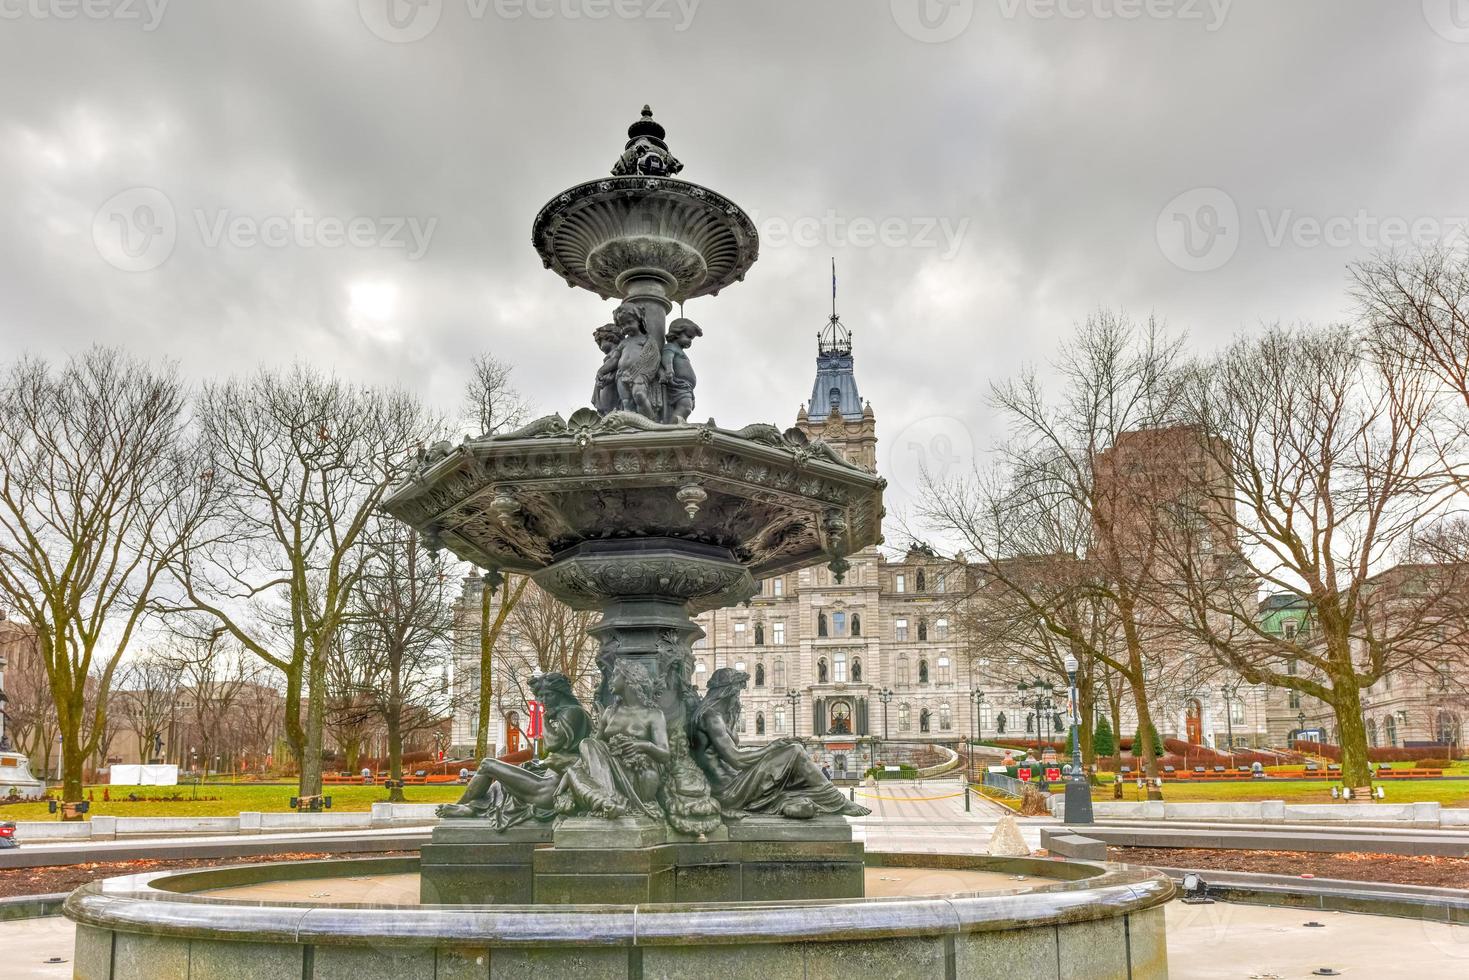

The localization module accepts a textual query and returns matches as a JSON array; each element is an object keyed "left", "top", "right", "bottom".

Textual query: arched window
[
  {"left": 851, "top": 657, "right": 862, "bottom": 682},
  {"left": 832, "top": 611, "right": 846, "bottom": 637},
  {"left": 937, "top": 656, "right": 951, "bottom": 684},
  {"left": 1436, "top": 711, "right": 1462, "bottom": 747},
  {"left": 754, "top": 663, "right": 766, "bottom": 687},
  {"left": 939, "top": 702, "right": 952, "bottom": 730},
  {"left": 1385, "top": 715, "right": 1398, "bottom": 747},
  {"left": 918, "top": 659, "right": 930, "bottom": 684},
  {"left": 817, "top": 612, "right": 828, "bottom": 637},
  {"left": 754, "top": 622, "right": 765, "bottom": 645},
  {"left": 834, "top": 651, "right": 847, "bottom": 683},
  {"left": 996, "top": 712, "right": 1007, "bottom": 734},
  {"left": 851, "top": 613, "right": 861, "bottom": 636},
  {"left": 1366, "top": 717, "right": 1377, "bottom": 748},
  {"left": 918, "top": 618, "right": 928, "bottom": 642},
  {"left": 817, "top": 658, "right": 829, "bottom": 684},
  {"left": 773, "top": 658, "right": 786, "bottom": 692},
  {"left": 897, "top": 655, "right": 911, "bottom": 687},
  {"left": 935, "top": 618, "right": 948, "bottom": 640},
  {"left": 898, "top": 702, "right": 911, "bottom": 731},
  {"left": 919, "top": 709, "right": 932, "bottom": 733},
  {"left": 917, "top": 568, "right": 926, "bottom": 591},
  {"left": 755, "top": 712, "right": 765, "bottom": 736},
  {"left": 774, "top": 705, "right": 786, "bottom": 733}
]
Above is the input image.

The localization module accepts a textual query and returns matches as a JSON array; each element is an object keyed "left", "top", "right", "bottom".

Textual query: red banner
[
  {"left": 1045, "top": 767, "right": 1061, "bottom": 782},
  {"left": 1018, "top": 768, "right": 1032, "bottom": 782},
  {"left": 526, "top": 700, "right": 545, "bottom": 739}
]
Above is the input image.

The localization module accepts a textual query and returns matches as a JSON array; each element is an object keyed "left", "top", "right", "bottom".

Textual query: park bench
[{"left": 289, "top": 794, "right": 333, "bottom": 812}]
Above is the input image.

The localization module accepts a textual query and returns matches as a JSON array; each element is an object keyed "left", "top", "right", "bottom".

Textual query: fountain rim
[{"left": 63, "top": 852, "right": 1175, "bottom": 948}]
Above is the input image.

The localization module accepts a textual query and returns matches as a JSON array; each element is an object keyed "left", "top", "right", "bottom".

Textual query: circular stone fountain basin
[{"left": 64, "top": 852, "right": 1173, "bottom": 980}]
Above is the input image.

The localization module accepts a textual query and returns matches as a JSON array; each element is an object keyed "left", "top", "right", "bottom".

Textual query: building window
[
  {"left": 818, "top": 612, "right": 829, "bottom": 637},
  {"left": 1284, "top": 619, "right": 1297, "bottom": 639},
  {"left": 939, "top": 702, "right": 952, "bottom": 730},
  {"left": 734, "top": 622, "right": 747, "bottom": 642},
  {"left": 1288, "top": 691, "right": 1301, "bottom": 709},
  {"left": 918, "top": 618, "right": 928, "bottom": 642},
  {"left": 755, "top": 712, "right": 765, "bottom": 736},
  {"left": 937, "top": 656, "right": 951, "bottom": 684},
  {"left": 918, "top": 659, "right": 930, "bottom": 684},
  {"left": 834, "top": 652, "right": 848, "bottom": 683},
  {"left": 895, "top": 618, "right": 908, "bottom": 642},
  {"left": 773, "top": 577, "right": 784, "bottom": 597},
  {"left": 754, "top": 663, "right": 765, "bottom": 687},
  {"left": 851, "top": 657, "right": 862, "bottom": 682},
  {"left": 754, "top": 622, "right": 765, "bottom": 646},
  {"left": 773, "top": 658, "right": 786, "bottom": 692},
  {"left": 1287, "top": 659, "right": 1297, "bottom": 676},
  {"left": 694, "top": 633, "right": 708, "bottom": 648},
  {"left": 774, "top": 705, "right": 786, "bottom": 734},
  {"left": 695, "top": 661, "right": 708, "bottom": 675},
  {"left": 935, "top": 618, "right": 948, "bottom": 640},
  {"left": 899, "top": 703, "right": 911, "bottom": 731},
  {"left": 895, "top": 574, "right": 906, "bottom": 593},
  {"left": 897, "top": 655, "right": 911, "bottom": 687},
  {"left": 917, "top": 569, "right": 927, "bottom": 591},
  {"left": 1229, "top": 699, "right": 1245, "bottom": 724},
  {"left": 936, "top": 572, "right": 947, "bottom": 592},
  {"left": 832, "top": 611, "right": 846, "bottom": 637},
  {"left": 851, "top": 613, "right": 861, "bottom": 637},
  {"left": 773, "top": 621, "right": 785, "bottom": 645},
  {"left": 920, "top": 708, "right": 932, "bottom": 733},
  {"left": 1366, "top": 717, "right": 1378, "bottom": 748},
  {"left": 817, "top": 658, "right": 829, "bottom": 684},
  {"left": 1385, "top": 715, "right": 1398, "bottom": 747}
]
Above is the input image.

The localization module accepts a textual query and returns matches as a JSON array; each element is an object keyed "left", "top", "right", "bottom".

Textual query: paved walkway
[{"left": 848, "top": 779, "right": 1052, "bottom": 853}]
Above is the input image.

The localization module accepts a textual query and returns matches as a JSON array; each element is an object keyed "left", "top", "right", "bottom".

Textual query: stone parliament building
[{"left": 448, "top": 311, "right": 1464, "bottom": 768}]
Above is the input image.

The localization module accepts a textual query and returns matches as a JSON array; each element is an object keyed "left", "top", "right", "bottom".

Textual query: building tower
[{"left": 794, "top": 261, "right": 877, "bottom": 470}]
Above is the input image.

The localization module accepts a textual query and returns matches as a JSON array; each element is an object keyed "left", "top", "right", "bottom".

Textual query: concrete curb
[
  {"left": 1145, "top": 865, "right": 1469, "bottom": 923},
  {"left": 0, "top": 892, "right": 69, "bottom": 921}
]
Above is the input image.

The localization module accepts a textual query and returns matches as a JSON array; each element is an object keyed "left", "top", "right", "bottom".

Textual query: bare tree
[
  {"left": 161, "top": 632, "right": 259, "bottom": 775},
  {"left": 1167, "top": 324, "right": 1452, "bottom": 788},
  {"left": 460, "top": 354, "right": 532, "bottom": 760},
  {"left": 347, "top": 519, "right": 457, "bottom": 800},
  {"left": 116, "top": 652, "right": 181, "bottom": 763},
  {"left": 921, "top": 312, "right": 1187, "bottom": 783},
  {"left": 0, "top": 349, "right": 209, "bottom": 806},
  {"left": 173, "top": 365, "right": 432, "bottom": 795},
  {"left": 503, "top": 582, "right": 598, "bottom": 706}
]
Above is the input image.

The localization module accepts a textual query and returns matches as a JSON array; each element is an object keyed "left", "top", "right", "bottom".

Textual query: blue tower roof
[{"left": 807, "top": 260, "right": 864, "bottom": 419}]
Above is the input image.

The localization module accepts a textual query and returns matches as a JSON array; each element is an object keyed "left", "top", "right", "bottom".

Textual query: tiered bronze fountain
[{"left": 384, "top": 106, "right": 886, "bottom": 904}]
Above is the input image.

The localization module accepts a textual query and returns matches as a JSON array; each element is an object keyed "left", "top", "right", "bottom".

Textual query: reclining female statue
[{"left": 690, "top": 667, "right": 869, "bottom": 819}]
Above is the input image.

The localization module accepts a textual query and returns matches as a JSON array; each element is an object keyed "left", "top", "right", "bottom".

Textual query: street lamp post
[
  {"left": 968, "top": 690, "right": 985, "bottom": 781},
  {"left": 1016, "top": 680, "right": 1054, "bottom": 756},
  {"left": 1063, "top": 655, "right": 1094, "bottom": 824},
  {"left": 787, "top": 690, "right": 801, "bottom": 740},
  {"left": 878, "top": 687, "right": 893, "bottom": 768},
  {"left": 1296, "top": 710, "right": 1307, "bottom": 743}
]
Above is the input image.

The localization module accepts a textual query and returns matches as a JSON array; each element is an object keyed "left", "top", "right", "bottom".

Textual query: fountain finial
[{"left": 612, "top": 104, "right": 682, "bottom": 177}]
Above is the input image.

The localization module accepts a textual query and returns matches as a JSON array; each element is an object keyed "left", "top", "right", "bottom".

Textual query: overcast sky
[{"left": 3, "top": 0, "right": 1468, "bottom": 522}]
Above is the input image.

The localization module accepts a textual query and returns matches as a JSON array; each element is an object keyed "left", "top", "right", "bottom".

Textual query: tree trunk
[
  {"left": 300, "top": 640, "right": 327, "bottom": 796},
  {"left": 1078, "top": 670, "right": 1096, "bottom": 769},
  {"left": 61, "top": 733, "right": 86, "bottom": 816},
  {"left": 1331, "top": 670, "right": 1374, "bottom": 790},
  {"left": 475, "top": 581, "right": 493, "bottom": 760},
  {"left": 386, "top": 705, "right": 405, "bottom": 804}
]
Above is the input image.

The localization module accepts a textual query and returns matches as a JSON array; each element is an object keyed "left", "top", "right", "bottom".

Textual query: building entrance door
[{"left": 1185, "top": 700, "right": 1203, "bottom": 745}]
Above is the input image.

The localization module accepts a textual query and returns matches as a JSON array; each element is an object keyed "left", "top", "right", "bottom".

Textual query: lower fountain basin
[{"left": 63, "top": 852, "right": 1173, "bottom": 979}]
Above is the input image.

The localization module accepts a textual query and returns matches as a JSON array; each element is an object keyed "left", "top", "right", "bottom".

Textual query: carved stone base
[{"left": 418, "top": 822, "right": 553, "bottom": 905}]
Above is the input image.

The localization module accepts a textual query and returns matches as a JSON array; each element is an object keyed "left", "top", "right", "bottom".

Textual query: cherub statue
[
  {"left": 690, "top": 668, "right": 869, "bottom": 820},
  {"left": 613, "top": 302, "right": 661, "bottom": 420},
  {"left": 660, "top": 318, "right": 702, "bottom": 424},
  {"left": 592, "top": 323, "right": 622, "bottom": 415}
]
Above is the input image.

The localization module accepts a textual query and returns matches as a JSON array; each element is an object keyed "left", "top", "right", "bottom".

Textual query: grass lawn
[
  {"left": 1088, "top": 778, "right": 1469, "bottom": 807},
  {"left": 0, "top": 783, "right": 466, "bottom": 821}
]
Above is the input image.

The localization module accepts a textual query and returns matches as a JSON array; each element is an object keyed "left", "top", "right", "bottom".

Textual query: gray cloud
[{"left": 2, "top": 0, "right": 1467, "bottom": 517}]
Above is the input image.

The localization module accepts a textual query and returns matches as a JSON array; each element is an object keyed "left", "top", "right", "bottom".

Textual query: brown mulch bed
[
  {"left": 1110, "top": 846, "right": 1469, "bottom": 889},
  {"left": 0, "top": 850, "right": 412, "bottom": 899}
]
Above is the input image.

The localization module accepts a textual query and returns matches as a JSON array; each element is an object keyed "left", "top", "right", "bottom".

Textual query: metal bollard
[
  {"left": 965, "top": 786, "right": 971, "bottom": 812},
  {"left": 848, "top": 786, "right": 855, "bottom": 802}
]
